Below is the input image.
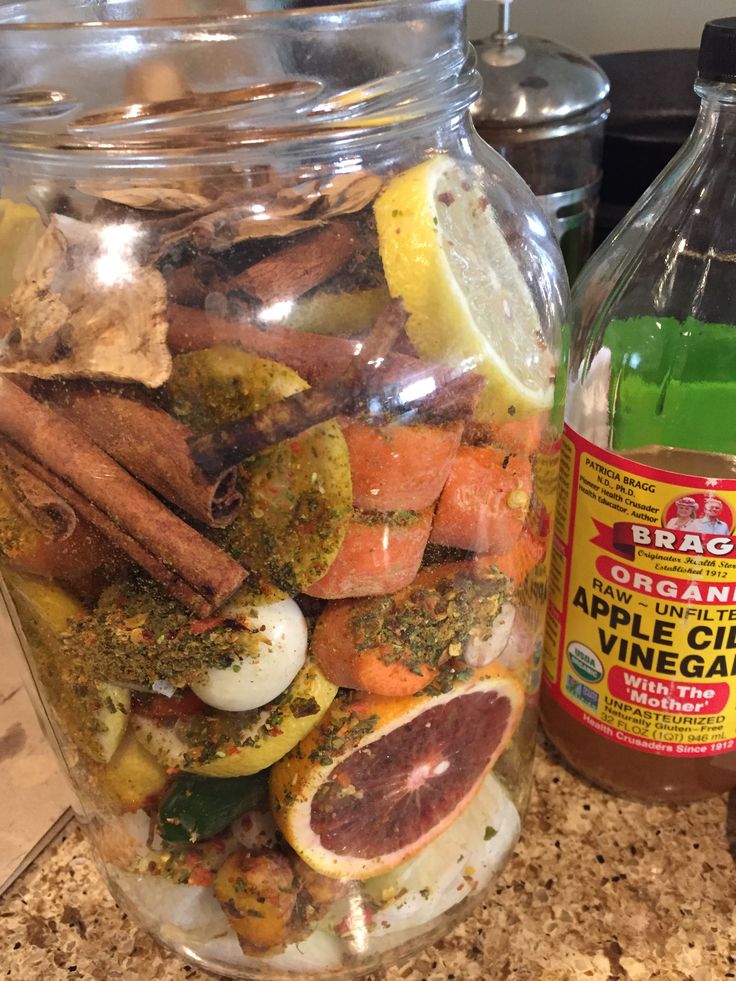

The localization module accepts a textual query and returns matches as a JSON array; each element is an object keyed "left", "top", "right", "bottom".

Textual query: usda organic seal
[{"left": 566, "top": 642, "right": 604, "bottom": 683}]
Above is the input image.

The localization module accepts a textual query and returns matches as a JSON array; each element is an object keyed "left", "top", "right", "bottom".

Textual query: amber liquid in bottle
[{"left": 543, "top": 444, "right": 736, "bottom": 802}]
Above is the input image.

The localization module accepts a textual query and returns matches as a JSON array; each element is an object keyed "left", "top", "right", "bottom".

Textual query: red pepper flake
[
  {"left": 225, "top": 744, "right": 240, "bottom": 756},
  {"left": 190, "top": 617, "right": 225, "bottom": 636},
  {"left": 268, "top": 727, "right": 284, "bottom": 737},
  {"left": 438, "top": 191, "right": 455, "bottom": 206},
  {"left": 290, "top": 442, "right": 303, "bottom": 454},
  {"left": 188, "top": 866, "right": 214, "bottom": 888}
]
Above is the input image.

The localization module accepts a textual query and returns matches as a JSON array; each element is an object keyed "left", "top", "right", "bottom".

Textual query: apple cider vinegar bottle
[{"left": 542, "top": 18, "right": 736, "bottom": 802}]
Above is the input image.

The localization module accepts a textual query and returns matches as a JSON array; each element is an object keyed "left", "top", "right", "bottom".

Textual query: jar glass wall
[{"left": 0, "top": 2, "right": 565, "bottom": 976}]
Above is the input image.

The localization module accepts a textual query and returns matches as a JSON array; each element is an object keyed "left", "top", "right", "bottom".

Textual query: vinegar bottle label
[{"left": 543, "top": 423, "right": 736, "bottom": 757}]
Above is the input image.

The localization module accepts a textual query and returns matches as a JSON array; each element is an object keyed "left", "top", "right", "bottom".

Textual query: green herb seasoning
[
  {"left": 307, "top": 703, "right": 380, "bottom": 768},
  {"left": 62, "top": 584, "right": 258, "bottom": 689},
  {"left": 352, "top": 508, "right": 422, "bottom": 529},
  {"left": 3, "top": 573, "right": 126, "bottom": 753},
  {"left": 350, "top": 568, "right": 506, "bottom": 674},
  {"left": 167, "top": 348, "right": 352, "bottom": 595}
]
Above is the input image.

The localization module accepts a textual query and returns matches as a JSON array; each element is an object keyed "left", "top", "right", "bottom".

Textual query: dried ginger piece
[
  {"left": 76, "top": 182, "right": 211, "bottom": 212},
  {"left": 1, "top": 215, "right": 171, "bottom": 387},
  {"left": 312, "top": 171, "right": 383, "bottom": 218},
  {"left": 156, "top": 168, "right": 383, "bottom": 254}
]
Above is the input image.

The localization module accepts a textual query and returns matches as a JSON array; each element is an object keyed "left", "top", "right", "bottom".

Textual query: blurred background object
[
  {"left": 471, "top": 0, "right": 610, "bottom": 281},
  {"left": 0, "top": 617, "right": 72, "bottom": 896},
  {"left": 469, "top": 0, "right": 724, "bottom": 262},
  {"left": 466, "top": 0, "right": 736, "bottom": 54},
  {"left": 590, "top": 50, "right": 699, "bottom": 246}
]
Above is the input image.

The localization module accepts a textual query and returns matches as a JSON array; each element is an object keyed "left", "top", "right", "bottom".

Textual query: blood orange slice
[{"left": 269, "top": 663, "right": 523, "bottom": 880}]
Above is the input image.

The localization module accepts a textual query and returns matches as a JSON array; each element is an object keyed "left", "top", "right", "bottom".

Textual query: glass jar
[
  {"left": 542, "top": 18, "right": 736, "bottom": 803},
  {"left": 0, "top": 1, "right": 565, "bottom": 976}
]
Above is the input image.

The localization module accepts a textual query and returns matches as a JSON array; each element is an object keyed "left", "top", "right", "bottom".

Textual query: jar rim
[
  {"left": 0, "top": 0, "right": 478, "bottom": 165},
  {"left": 0, "top": 0, "right": 460, "bottom": 31}
]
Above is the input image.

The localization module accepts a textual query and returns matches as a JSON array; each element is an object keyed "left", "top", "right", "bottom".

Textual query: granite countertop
[{"left": 3, "top": 736, "right": 736, "bottom": 981}]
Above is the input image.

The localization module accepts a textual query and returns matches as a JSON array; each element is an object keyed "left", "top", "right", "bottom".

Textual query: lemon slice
[
  {"left": 131, "top": 659, "right": 337, "bottom": 778},
  {"left": 102, "top": 730, "right": 168, "bottom": 811},
  {"left": 168, "top": 347, "right": 352, "bottom": 594},
  {"left": 6, "top": 570, "right": 130, "bottom": 763},
  {"left": 374, "top": 156, "right": 554, "bottom": 421},
  {"left": 269, "top": 285, "right": 390, "bottom": 336}
]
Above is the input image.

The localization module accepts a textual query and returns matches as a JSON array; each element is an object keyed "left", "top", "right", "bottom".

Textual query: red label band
[{"left": 591, "top": 520, "right": 736, "bottom": 561}]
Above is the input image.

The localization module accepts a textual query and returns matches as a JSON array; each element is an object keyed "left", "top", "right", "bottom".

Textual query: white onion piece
[
  {"left": 464, "top": 602, "right": 516, "bottom": 667},
  {"left": 191, "top": 597, "right": 307, "bottom": 712}
]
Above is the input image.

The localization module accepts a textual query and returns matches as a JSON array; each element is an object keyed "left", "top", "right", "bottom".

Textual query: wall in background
[{"left": 467, "top": 0, "right": 736, "bottom": 55}]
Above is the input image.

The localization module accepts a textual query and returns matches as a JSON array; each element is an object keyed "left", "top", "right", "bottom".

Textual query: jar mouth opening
[
  {"left": 0, "top": 0, "right": 479, "bottom": 163},
  {"left": 0, "top": 0, "right": 453, "bottom": 30}
]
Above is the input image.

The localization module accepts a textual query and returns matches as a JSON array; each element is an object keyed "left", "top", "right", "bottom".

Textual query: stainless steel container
[{"left": 471, "top": 1, "right": 610, "bottom": 279}]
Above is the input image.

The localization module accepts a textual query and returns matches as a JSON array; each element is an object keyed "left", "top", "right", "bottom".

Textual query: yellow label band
[{"left": 543, "top": 424, "right": 736, "bottom": 757}]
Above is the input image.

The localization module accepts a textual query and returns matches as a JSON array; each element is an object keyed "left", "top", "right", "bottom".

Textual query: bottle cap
[{"left": 698, "top": 17, "right": 736, "bottom": 83}]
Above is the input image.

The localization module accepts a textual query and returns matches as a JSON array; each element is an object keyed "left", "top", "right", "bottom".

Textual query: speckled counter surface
[{"left": 3, "top": 737, "right": 736, "bottom": 981}]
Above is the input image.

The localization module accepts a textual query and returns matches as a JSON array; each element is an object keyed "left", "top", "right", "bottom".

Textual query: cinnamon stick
[
  {"left": 167, "top": 302, "right": 357, "bottom": 379},
  {"left": 168, "top": 303, "right": 484, "bottom": 420},
  {"left": 162, "top": 256, "right": 225, "bottom": 307},
  {"left": 0, "top": 378, "right": 246, "bottom": 615},
  {"left": 5, "top": 442, "right": 208, "bottom": 612},
  {"left": 233, "top": 221, "right": 357, "bottom": 305},
  {"left": 52, "top": 390, "right": 242, "bottom": 528},
  {"left": 189, "top": 376, "right": 356, "bottom": 475},
  {"left": 0, "top": 437, "right": 124, "bottom": 585},
  {"left": 167, "top": 303, "right": 464, "bottom": 388},
  {"left": 189, "top": 300, "right": 408, "bottom": 475},
  {"left": 424, "top": 371, "right": 485, "bottom": 420},
  {"left": 0, "top": 440, "right": 77, "bottom": 541}
]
